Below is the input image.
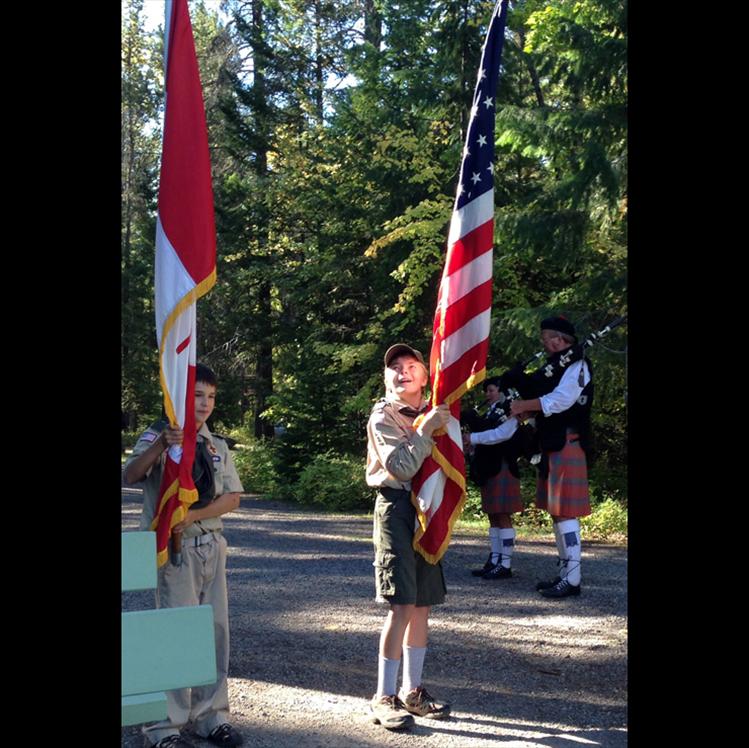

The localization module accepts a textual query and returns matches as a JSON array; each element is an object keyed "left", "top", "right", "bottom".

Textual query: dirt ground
[{"left": 122, "top": 489, "right": 627, "bottom": 747}]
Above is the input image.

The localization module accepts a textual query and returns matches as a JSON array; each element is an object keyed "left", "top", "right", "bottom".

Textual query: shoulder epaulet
[
  {"left": 134, "top": 419, "right": 166, "bottom": 444},
  {"left": 371, "top": 398, "right": 389, "bottom": 413},
  {"left": 148, "top": 418, "right": 169, "bottom": 433}
]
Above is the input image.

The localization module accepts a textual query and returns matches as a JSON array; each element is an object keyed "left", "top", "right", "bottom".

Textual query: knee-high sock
[
  {"left": 488, "top": 527, "right": 502, "bottom": 564},
  {"left": 498, "top": 528, "right": 516, "bottom": 568},
  {"left": 376, "top": 655, "right": 401, "bottom": 697},
  {"left": 402, "top": 645, "right": 427, "bottom": 693},
  {"left": 553, "top": 521, "right": 565, "bottom": 574},
  {"left": 557, "top": 518, "right": 582, "bottom": 586}
]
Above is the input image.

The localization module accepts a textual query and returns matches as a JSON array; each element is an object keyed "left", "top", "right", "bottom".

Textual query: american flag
[
  {"left": 412, "top": 0, "right": 509, "bottom": 563},
  {"left": 151, "top": 0, "right": 217, "bottom": 567}
]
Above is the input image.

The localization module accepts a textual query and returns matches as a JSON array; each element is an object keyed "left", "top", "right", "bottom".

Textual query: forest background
[{"left": 121, "top": 0, "right": 627, "bottom": 536}]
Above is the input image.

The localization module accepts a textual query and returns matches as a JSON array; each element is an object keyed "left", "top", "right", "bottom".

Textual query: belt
[
  {"left": 379, "top": 486, "right": 410, "bottom": 501},
  {"left": 183, "top": 531, "right": 220, "bottom": 547}
]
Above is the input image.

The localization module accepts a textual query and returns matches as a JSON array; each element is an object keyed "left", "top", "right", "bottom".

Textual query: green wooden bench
[{"left": 122, "top": 531, "right": 217, "bottom": 726}]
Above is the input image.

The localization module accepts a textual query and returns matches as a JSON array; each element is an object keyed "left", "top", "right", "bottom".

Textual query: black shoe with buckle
[
  {"left": 483, "top": 562, "right": 512, "bottom": 580},
  {"left": 152, "top": 736, "right": 195, "bottom": 748},
  {"left": 206, "top": 724, "right": 244, "bottom": 747},
  {"left": 471, "top": 553, "right": 496, "bottom": 576},
  {"left": 539, "top": 578, "right": 581, "bottom": 598}
]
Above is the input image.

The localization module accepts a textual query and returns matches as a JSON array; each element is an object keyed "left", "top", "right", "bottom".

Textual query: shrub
[
  {"left": 230, "top": 437, "right": 281, "bottom": 497},
  {"left": 588, "top": 462, "right": 627, "bottom": 504},
  {"left": 462, "top": 484, "right": 484, "bottom": 521},
  {"left": 513, "top": 474, "right": 554, "bottom": 531},
  {"left": 581, "top": 498, "right": 628, "bottom": 542},
  {"left": 292, "top": 452, "right": 372, "bottom": 511},
  {"left": 515, "top": 504, "right": 554, "bottom": 531}
]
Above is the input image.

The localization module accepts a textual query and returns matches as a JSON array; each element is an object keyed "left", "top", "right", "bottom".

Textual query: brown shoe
[
  {"left": 369, "top": 694, "right": 415, "bottom": 730},
  {"left": 399, "top": 686, "right": 451, "bottom": 720}
]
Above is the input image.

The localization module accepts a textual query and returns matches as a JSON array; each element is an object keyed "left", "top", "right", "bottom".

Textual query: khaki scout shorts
[{"left": 373, "top": 488, "right": 446, "bottom": 606}]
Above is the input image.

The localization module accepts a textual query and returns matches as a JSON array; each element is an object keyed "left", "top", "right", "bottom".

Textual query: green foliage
[
  {"left": 291, "top": 452, "right": 372, "bottom": 511},
  {"left": 516, "top": 472, "right": 555, "bottom": 531},
  {"left": 580, "top": 498, "right": 627, "bottom": 541},
  {"left": 461, "top": 483, "right": 485, "bottom": 522},
  {"left": 231, "top": 439, "right": 280, "bottom": 496},
  {"left": 122, "top": 0, "right": 627, "bottom": 511},
  {"left": 121, "top": 0, "right": 164, "bottom": 428},
  {"left": 514, "top": 504, "right": 555, "bottom": 532}
]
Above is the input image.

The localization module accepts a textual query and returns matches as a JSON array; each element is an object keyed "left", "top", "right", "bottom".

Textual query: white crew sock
[
  {"left": 489, "top": 527, "right": 502, "bottom": 564},
  {"left": 498, "top": 528, "right": 516, "bottom": 568},
  {"left": 376, "top": 655, "right": 401, "bottom": 697},
  {"left": 557, "top": 518, "right": 582, "bottom": 586},
  {"left": 402, "top": 645, "right": 427, "bottom": 693}
]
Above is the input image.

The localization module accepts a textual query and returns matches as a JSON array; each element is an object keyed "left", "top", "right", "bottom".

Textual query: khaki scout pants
[{"left": 143, "top": 533, "right": 231, "bottom": 746}]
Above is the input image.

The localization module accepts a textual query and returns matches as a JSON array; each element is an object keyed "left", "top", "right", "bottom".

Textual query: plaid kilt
[
  {"left": 480, "top": 460, "right": 523, "bottom": 514},
  {"left": 536, "top": 434, "right": 591, "bottom": 517}
]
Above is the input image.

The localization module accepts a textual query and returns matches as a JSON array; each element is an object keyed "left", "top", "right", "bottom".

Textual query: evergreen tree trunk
[
  {"left": 364, "top": 0, "right": 381, "bottom": 48},
  {"left": 122, "top": 7, "right": 136, "bottom": 375},
  {"left": 255, "top": 282, "right": 274, "bottom": 439},
  {"left": 517, "top": 29, "right": 545, "bottom": 109},
  {"left": 251, "top": 0, "right": 275, "bottom": 439},
  {"left": 459, "top": 0, "right": 470, "bottom": 139},
  {"left": 313, "top": 0, "right": 324, "bottom": 122}
]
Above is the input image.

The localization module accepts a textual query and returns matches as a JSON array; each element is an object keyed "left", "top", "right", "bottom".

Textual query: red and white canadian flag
[{"left": 150, "top": 0, "right": 217, "bottom": 567}]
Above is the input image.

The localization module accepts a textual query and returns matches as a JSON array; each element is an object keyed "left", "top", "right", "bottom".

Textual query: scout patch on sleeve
[{"left": 139, "top": 431, "right": 158, "bottom": 443}]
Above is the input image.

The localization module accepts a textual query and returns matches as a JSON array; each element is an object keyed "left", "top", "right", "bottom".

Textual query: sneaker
[
  {"left": 482, "top": 563, "right": 512, "bottom": 580},
  {"left": 399, "top": 686, "right": 451, "bottom": 720},
  {"left": 471, "top": 553, "right": 496, "bottom": 576},
  {"left": 152, "top": 736, "right": 195, "bottom": 748},
  {"left": 535, "top": 576, "right": 561, "bottom": 591},
  {"left": 539, "top": 578, "right": 581, "bottom": 598},
  {"left": 370, "top": 694, "right": 415, "bottom": 729},
  {"left": 206, "top": 724, "right": 244, "bottom": 747}
]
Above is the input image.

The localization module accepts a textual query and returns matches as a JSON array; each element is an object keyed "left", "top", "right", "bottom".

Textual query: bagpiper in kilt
[
  {"left": 509, "top": 316, "right": 593, "bottom": 599},
  {"left": 462, "top": 376, "right": 531, "bottom": 580}
]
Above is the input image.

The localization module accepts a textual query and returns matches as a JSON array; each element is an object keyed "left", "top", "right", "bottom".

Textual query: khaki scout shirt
[
  {"left": 124, "top": 422, "right": 244, "bottom": 539},
  {"left": 366, "top": 395, "right": 435, "bottom": 491}
]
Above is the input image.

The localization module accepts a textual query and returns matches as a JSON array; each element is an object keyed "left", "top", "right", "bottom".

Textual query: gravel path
[{"left": 122, "top": 489, "right": 627, "bottom": 747}]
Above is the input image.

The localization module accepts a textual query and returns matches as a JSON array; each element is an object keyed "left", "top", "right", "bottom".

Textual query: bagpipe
[
  {"left": 460, "top": 391, "right": 538, "bottom": 485},
  {"left": 459, "top": 385, "right": 521, "bottom": 433},
  {"left": 460, "top": 382, "right": 535, "bottom": 486},
  {"left": 502, "top": 315, "right": 627, "bottom": 396},
  {"left": 460, "top": 315, "right": 627, "bottom": 475}
]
